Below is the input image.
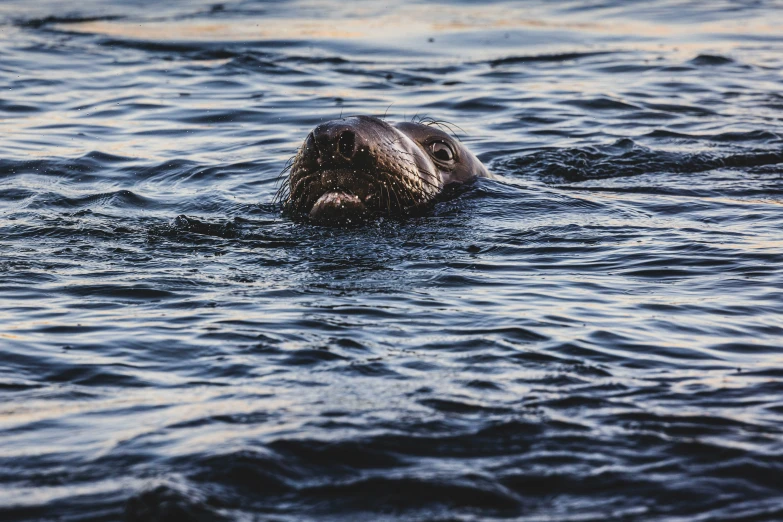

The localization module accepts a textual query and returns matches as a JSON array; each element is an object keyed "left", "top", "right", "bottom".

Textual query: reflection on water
[
  {"left": 52, "top": 3, "right": 782, "bottom": 43},
  {"left": 1, "top": 0, "right": 783, "bottom": 521}
]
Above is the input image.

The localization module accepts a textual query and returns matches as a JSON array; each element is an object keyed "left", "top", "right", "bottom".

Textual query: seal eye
[{"left": 429, "top": 141, "right": 454, "bottom": 162}]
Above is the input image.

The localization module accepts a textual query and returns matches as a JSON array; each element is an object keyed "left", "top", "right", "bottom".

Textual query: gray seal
[{"left": 279, "top": 115, "right": 491, "bottom": 225}]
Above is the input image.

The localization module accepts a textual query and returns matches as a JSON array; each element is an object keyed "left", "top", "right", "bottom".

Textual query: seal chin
[{"left": 308, "top": 191, "right": 368, "bottom": 225}]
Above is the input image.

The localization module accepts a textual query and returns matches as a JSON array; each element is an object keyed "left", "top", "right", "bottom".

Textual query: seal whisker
[
  {"left": 418, "top": 117, "right": 466, "bottom": 141},
  {"left": 384, "top": 136, "right": 410, "bottom": 149},
  {"left": 381, "top": 170, "right": 417, "bottom": 208},
  {"left": 274, "top": 183, "right": 290, "bottom": 205},
  {"left": 382, "top": 102, "right": 394, "bottom": 121},
  {"left": 273, "top": 149, "right": 301, "bottom": 204},
  {"left": 383, "top": 180, "right": 393, "bottom": 215},
  {"left": 385, "top": 173, "right": 408, "bottom": 210},
  {"left": 286, "top": 172, "right": 322, "bottom": 207},
  {"left": 412, "top": 165, "right": 441, "bottom": 190}
]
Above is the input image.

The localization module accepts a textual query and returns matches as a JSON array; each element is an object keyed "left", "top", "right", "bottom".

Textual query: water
[{"left": 1, "top": 1, "right": 782, "bottom": 520}]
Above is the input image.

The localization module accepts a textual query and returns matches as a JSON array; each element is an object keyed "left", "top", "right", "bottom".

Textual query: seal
[{"left": 278, "top": 115, "right": 490, "bottom": 225}]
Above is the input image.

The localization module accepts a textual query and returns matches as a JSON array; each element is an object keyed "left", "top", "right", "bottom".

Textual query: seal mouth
[
  {"left": 290, "top": 167, "right": 393, "bottom": 223},
  {"left": 309, "top": 190, "right": 369, "bottom": 225}
]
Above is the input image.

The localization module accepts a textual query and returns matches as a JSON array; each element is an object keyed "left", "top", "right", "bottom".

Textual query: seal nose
[
  {"left": 337, "top": 130, "right": 356, "bottom": 160},
  {"left": 311, "top": 120, "right": 371, "bottom": 168}
]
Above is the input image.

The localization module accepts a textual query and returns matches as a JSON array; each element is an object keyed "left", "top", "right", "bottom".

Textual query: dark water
[{"left": 2, "top": 1, "right": 783, "bottom": 520}]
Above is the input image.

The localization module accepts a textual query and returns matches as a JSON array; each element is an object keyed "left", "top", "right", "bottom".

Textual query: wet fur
[{"left": 276, "top": 115, "right": 487, "bottom": 221}]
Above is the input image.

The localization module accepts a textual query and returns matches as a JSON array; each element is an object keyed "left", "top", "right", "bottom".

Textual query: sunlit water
[{"left": 1, "top": 1, "right": 782, "bottom": 520}]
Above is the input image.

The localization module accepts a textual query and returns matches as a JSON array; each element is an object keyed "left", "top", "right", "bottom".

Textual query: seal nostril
[
  {"left": 304, "top": 132, "right": 321, "bottom": 163},
  {"left": 337, "top": 130, "right": 356, "bottom": 159}
]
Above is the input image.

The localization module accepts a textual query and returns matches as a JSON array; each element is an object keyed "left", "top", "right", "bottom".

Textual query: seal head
[{"left": 280, "top": 115, "right": 489, "bottom": 225}]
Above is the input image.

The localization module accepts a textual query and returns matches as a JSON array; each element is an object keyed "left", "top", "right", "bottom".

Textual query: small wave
[
  {"left": 156, "top": 215, "right": 239, "bottom": 239},
  {"left": 0, "top": 100, "right": 40, "bottom": 113},
  {"left": 501, "top": 138, "right": 783, "bottom": 182},
  {"left": 419, "top": 397, "right": 513, "bottom": 415},
  {"left": 282, "top": 347, "right": 347, "bottom": 366},
  {"left": 96, "top": 38, "right": 247, "bottom": 60},
  {"left": 689, "top": 54, "right": 736, "bottom": 66},
  {"left": 645, "top": 129, "right": 782, "bottom": 144},
  {"left": 63, "top": 284, "right": 179, "bottom": 300},
  {"left": 188, "top": 449, "right": 295, "bottom": 495},
  {"left": 0, "top": 152, "right": 137, "bottom": 184},
  {"left": 300, "top": 475, "right": 520, "bottom": 514},
  {"left": 125, "top": 484, "right": 222, "bottom": 522},
  {"left": 45, "top": 364, "right": 147, "bottom": 387},
  {"left": 44, "top": 189, "right": 156, "bottom": 210},
  {"left": 16, "top": 15, "right": 124, "bottom": 29},
  {"left": 488, "top": 51, "right": 613, "bottom": 67},
  {"left": 561, "top": 96, "right": 642, "bottom": 111}
]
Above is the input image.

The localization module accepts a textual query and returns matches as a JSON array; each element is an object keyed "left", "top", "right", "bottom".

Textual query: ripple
[
  {"left": 488, "top": 51, "right": 613, "bottom": 67},
  {"left": 500, "top": 139, "right": 783, "bottom": 183},
  {"left": 689, "top": 53, "right": 736, "bottom": 66}
]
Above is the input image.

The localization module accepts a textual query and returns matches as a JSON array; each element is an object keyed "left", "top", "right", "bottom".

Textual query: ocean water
[{"left": 1, "top": 1, "right": 782, "bottom": 520}]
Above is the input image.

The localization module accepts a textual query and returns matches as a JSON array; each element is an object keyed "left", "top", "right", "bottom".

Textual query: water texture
[{"left": 1, "top": 1, "right": 782, "bottom": 520}]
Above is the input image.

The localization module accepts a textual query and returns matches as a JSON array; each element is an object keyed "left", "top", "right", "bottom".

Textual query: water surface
[{"left": 1, "top": 1, "right": 783, "bottom": 520}]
